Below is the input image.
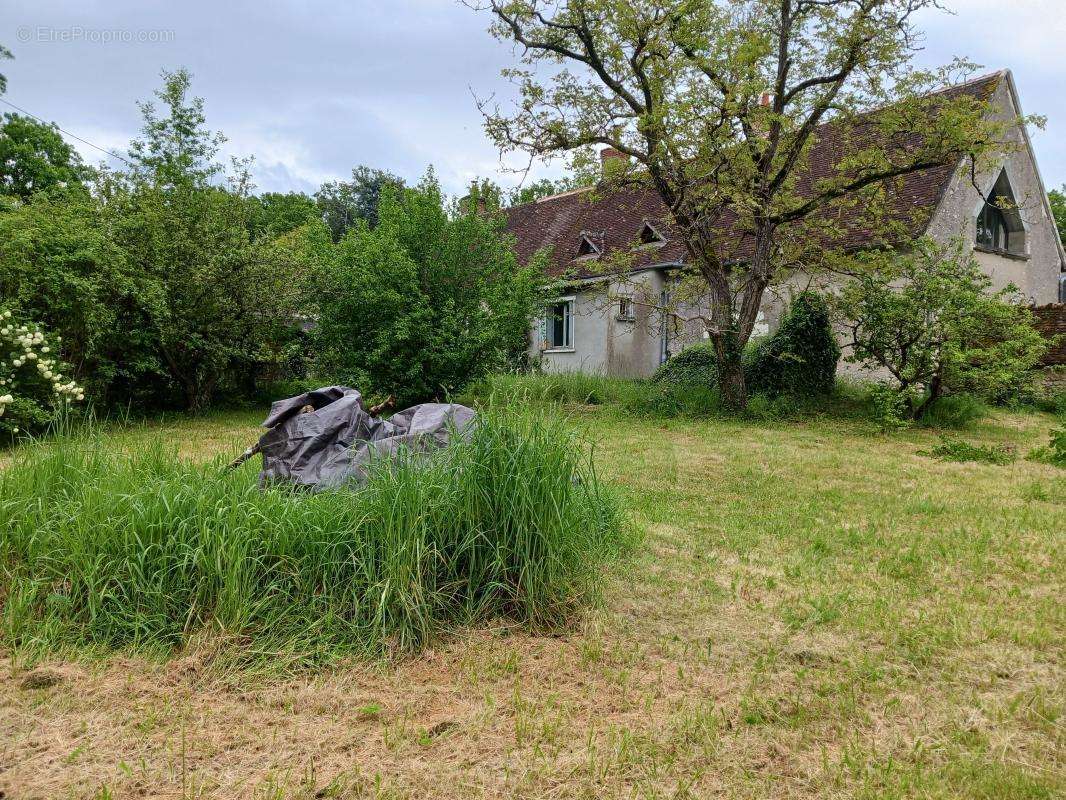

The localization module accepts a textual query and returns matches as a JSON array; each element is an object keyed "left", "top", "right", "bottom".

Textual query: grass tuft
[
  {"left": 924, "top": 436, "right": 1016, "bottom": 465},
  {"left": 918, "top": 394, "right": 989, "bottom": 430},
  {"left": 0, "top": 404, "right": 629, "bottom": 669}
]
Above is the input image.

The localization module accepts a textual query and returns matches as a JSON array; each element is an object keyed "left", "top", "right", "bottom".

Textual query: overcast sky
[{"left": 3, "top": 0, "right": 1064, "bottom": 197}]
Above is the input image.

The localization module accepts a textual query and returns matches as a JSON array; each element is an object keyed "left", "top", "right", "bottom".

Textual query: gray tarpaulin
[{"left": 255, "top": 386, "right": 476, "bottom": 490}]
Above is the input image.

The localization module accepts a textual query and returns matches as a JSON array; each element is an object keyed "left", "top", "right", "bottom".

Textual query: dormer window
[
  {"left": 576, "top": 233, "right": 601, "bottom": 258},
  {"left": 976, "top": 170, "right": 1026, "bottom": 257},
  {"left": 638, "top": 221, "right": 665, "bottom": 247}
]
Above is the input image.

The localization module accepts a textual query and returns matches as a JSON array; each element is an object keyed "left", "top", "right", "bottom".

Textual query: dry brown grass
[{"left": 2, "top": 406, "right": 1063, "bottom": 799}]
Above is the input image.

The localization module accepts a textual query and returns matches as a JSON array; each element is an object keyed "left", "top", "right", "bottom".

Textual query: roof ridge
[
  {"left": 532, "top": 185, "right": 594, "bottom": 204},
  {"left": 916, "top": 68, "right": 1005, "bottom": 100}
]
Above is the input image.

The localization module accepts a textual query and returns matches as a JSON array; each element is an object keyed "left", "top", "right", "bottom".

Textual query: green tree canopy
[
  {"left": 315, "top": 173, "right": 544, "bottom": 405},
  {"left": 128, "top": 68, "right": 225, "bottom": 189},
  {"left": 247, "top": 190, "right": 319, "bottom": 239},
  {"left": 316, "top": 165, "right": 405, "bottom": 241},
  {"left": 109, "top": 69, "right": 310, "bottom": 410},
  {"left": 0, "top": 113, "right": 92, "bottom": 201},
  {"left": 0, "top": 189, "right": 161, "bottom": 406},
  {"left": 1049, "top": 186, "right": 1066, "bottom": 245}
]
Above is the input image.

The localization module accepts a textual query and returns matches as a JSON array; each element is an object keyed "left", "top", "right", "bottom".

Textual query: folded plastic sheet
[{"left": 256, "top": 386, "right": 476, "bottom": 490}]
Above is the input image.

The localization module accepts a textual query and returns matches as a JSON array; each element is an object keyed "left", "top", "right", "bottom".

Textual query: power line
[{"left": 0, "top": 96, "right": 135, "bottom": 167}]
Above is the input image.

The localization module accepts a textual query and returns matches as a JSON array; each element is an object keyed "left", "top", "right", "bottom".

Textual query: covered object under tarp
[{"left": 250, "top": 386, "right": 476, "bottom": 491}]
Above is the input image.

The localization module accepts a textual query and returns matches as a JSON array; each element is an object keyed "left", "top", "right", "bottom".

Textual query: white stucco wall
[
  {"left": 531, "top": 269, "right": 669, "bottom": 377},
  {"left": 926, "top": 74, "right": 1065, "bottom": 304}
]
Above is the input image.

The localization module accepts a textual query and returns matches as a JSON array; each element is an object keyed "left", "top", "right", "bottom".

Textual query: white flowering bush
[{"left": 1, "top": 309, "right": 84, "bottom": 439}]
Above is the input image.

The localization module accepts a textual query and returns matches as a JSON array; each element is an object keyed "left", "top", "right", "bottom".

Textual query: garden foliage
[
  {"left": 652, "top": 342, "right": 719, "bottom": 388},
  {"left": 313, "top": 174, "right": 544, "bottom": 407},
  {"left": 0, "top": 309, "right": 83, "bottom": 439},
  {"left": 652, "top": 292, "right": 839, "bottom": 400},
  {"left": 832, "top": 239, "right": 1046, "bottom": 419},
  {"left": 745, "top": 292, "right": 840, "bottom": 397}
]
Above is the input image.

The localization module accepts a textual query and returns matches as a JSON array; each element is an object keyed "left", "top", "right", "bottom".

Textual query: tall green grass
[
  {"left": 464, "top": 372, "right": 725, "bottom": 418},
  {"left": 464, "top": 372, "right": 871, "bottom": 421},
  {"left": 0, "top": 406, "right": 628, "bottom": 669}
]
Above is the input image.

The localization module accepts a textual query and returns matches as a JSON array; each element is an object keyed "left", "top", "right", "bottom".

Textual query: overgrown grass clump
[
  {"left": 467, "top": 372, "right": 726, "bottom": 418},
  {"left": 917, "top": 394, "right": 989, "bottom": 429},
  {"left": 467, "top": 372, "right": 867, "bottom": 422},
  {"left": 0, "top": 406, "right": 628, "bottom": 668},
  {"left": 925, "top": 436, "right": 1016, "bottom": 466}
]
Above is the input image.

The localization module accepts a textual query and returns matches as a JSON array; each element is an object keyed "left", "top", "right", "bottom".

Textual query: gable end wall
[{"left": 925, "top": 76, "right": 1064, "bottom": 304}]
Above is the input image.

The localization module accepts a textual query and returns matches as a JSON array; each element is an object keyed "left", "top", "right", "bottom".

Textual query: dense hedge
[
  {"left": 745, "top": 292, "right": 840, "bottom": 397},
  {"left": 653, "top": 293, "right": 840, "bottom": 399},
  {"left": 652, "top": 342, "right": 719, "bottom": 387}
]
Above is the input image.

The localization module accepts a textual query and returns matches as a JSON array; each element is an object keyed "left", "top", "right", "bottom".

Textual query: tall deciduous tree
[
  {"left": 316, "top": 165, "right": 405, "bottom": 241},
  {"left": 315, "top": 173, "right": 544, "bottom": 406},
  {"left": 472, "top": 0, "right": 1010, "bottom": 408},
  {"left": 114, "top": 69, "right": 306, "bottom": 411},
  {"left": 0, "top": 113, "right": 92, "bottom": 200}
]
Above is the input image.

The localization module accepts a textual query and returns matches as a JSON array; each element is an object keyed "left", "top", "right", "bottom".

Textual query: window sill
[
  {"left": 974, "top": 245, "right": 1029, "bottom": 262},
  {"left": 543, "top": 347, "right": 576, "bottom": 354}
]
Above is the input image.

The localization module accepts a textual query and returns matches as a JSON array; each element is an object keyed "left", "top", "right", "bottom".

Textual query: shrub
[
  {"left": 918, "top": 394, "right": 988, "bottom": 429},
  {"left": 0, "top": 309, "right": 83, "bottom": 440},
  {"left": 622, "top": 381, "right": 723, "bottom": 418},
  {"left": 868, "top": 382, "right": 914, "bottom": 431},
  {"left": 314, "top": 175, "right": 543, "bottom": 407},
  {"left": 652, "top": 342, "right": 719, "bottom": 387},
  {"left": 1027, "top": 427, "right": 1066, "bottom": 468},
  {"left": 831, "top": 239, "right": 1047, "bottom": 419},
  {"left": 745, "top": 292, "right": 840, "bottom": 398},
  {"left": 0, "top": 405, "right": 628, "bottom": 667},
  {"left": 925, "top": 436, "right": 1016, "bottom": 466}
]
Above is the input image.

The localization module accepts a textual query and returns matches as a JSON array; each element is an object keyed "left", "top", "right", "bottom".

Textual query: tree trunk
[
  {"left": 913, "top": 372, "right": 943, "bottom": 420},
  {"left": 718, "top": 355, "right": 747, "bottom": 410},
  {"left": 183, "top": 376, "right": 214, "bottom": 414},
  {"left": 713, "top": 329, "right": 748, "bottom": 411}
]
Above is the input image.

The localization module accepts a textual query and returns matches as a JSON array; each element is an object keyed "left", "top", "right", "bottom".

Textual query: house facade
[{"left": 504, "top": 71, "right": 1066, "bottom": 378}]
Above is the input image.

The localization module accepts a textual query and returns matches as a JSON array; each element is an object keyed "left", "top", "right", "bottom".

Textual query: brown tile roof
[{"left": 505, "top": 73, "right": 1004, "bottom": 278}]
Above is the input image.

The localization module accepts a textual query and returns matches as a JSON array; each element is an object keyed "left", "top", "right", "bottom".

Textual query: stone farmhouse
[{"left": 504, "top": 70, "right": 1066, "bottom": 377}]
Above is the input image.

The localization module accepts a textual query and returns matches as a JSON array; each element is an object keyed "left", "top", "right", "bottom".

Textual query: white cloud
[{"left": 4, "top": 0, "right": 1064, "bottom": 195}]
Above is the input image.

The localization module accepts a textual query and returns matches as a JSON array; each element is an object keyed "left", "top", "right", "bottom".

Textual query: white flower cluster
[{"left": 0, "top": 309, "right": 84, "bottom": 418}]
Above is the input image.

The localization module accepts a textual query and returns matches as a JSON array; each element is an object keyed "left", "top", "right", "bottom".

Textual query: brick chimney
[
  {"left": 600, "top": 146, "right": 628, "bottom": 177},
  {"left": 459, "top": 192, "right": 489, "bottom": 216}
]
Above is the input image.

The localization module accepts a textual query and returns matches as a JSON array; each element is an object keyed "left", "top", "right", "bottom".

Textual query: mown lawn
[{"left": 1, "top": 404, "right": 1063, "bottom": 799}]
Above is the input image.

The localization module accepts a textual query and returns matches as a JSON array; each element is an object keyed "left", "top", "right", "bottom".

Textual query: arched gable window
[{"left": 976, "top": 171, "right": 1026, "bottom": 256}]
